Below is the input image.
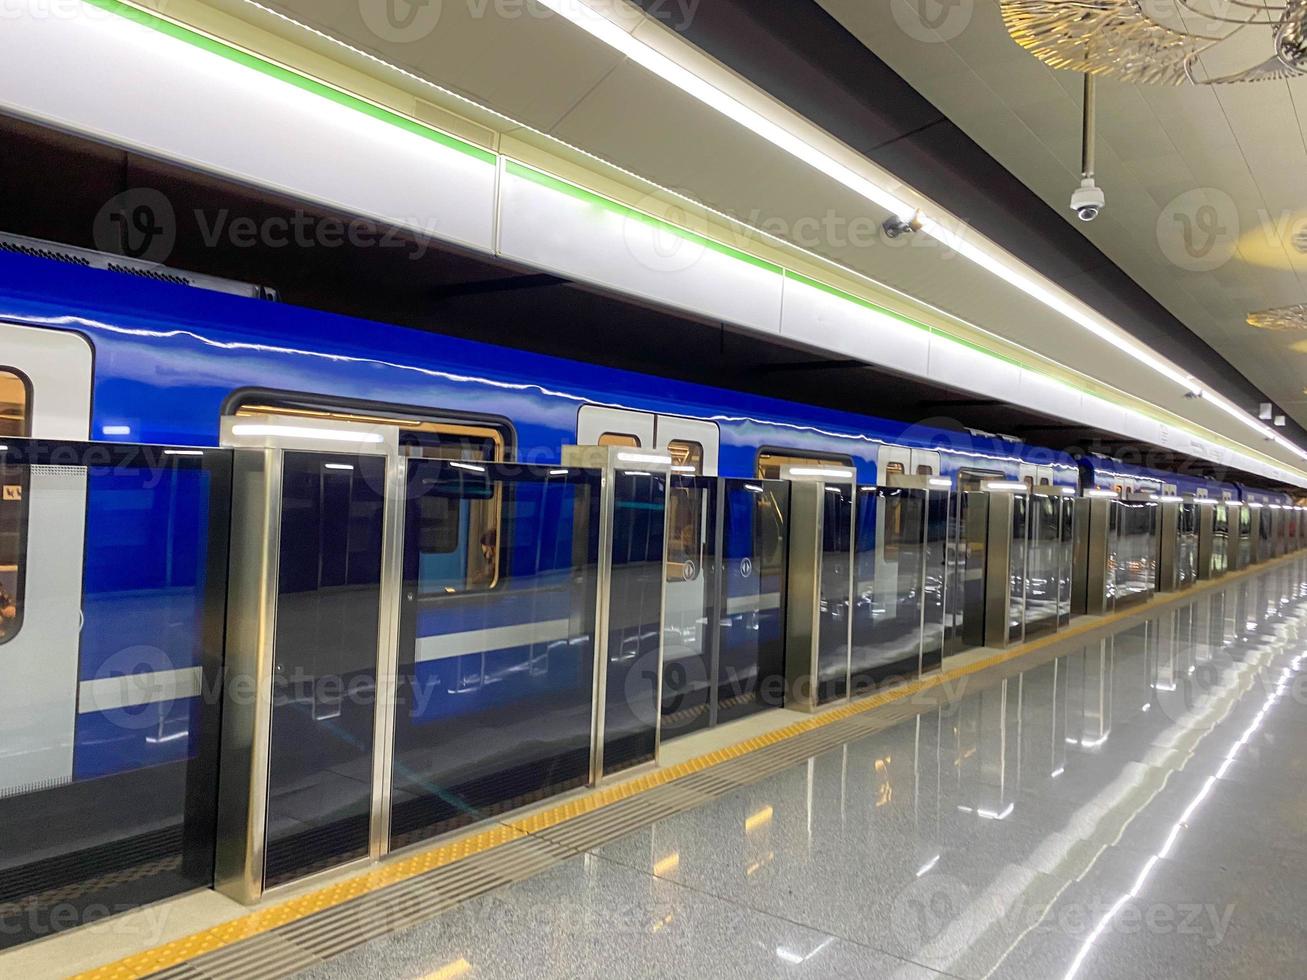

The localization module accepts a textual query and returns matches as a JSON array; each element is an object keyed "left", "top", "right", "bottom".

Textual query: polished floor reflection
[{"left": 300, "top": 559, "right": 1307, "bottom": 979}]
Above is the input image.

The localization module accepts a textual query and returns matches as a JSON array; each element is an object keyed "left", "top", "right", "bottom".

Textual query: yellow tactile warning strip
[{"left": 74, "top": 551, "right": 1304, "bottom": 980}]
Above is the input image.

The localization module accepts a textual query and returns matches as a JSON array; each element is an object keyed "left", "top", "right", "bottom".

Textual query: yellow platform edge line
[{"left": 72, "top": 551, "right": 1303, "bottom": 979}]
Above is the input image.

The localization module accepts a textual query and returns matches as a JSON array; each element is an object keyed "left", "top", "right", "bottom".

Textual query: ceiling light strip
[{"left": 539, "top": 0, "right": 1307, "bottom": 467}]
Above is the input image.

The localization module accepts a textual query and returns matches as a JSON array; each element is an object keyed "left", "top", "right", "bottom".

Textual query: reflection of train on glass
[{"left": 0, "top": 245, "right": 1294, "bottom": 802}]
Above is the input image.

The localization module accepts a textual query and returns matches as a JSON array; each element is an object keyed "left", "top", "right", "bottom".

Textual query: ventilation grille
[{"left": 0, "top": 233, "right": 277, "bottom": 301}]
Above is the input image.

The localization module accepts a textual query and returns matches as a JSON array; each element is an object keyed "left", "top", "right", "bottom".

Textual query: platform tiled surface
[{"left": 283, "top": 561, "right": 1307, "bottom": 979}]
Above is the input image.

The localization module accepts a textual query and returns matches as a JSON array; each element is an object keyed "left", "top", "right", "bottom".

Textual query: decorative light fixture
[
  {"left": 1001, "top": 0, "right": 1307, "bottom": 85},
  {"left": 1248, "top": 305, "right": 1307, "bottom": 331}
]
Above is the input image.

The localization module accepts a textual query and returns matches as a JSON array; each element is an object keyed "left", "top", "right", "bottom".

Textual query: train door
[
  {"left": 0, "top": 322, "right": 92, "bottom": 798},
  {"left": 910, "top": 449, "right": 941, "bottom": 478},
  {"left": 577, "top": 405, "right": 655, "bottom": 449},
  {"left": 878, "top": 445, "right": 911, "bottom": 484},
  {"left": 577, "top": 405, "right": 728, "bottom": 739}
]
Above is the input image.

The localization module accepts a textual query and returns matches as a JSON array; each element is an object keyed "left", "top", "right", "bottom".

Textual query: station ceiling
[
  {"left": 817, "top": 0, "right": 1307, "bottom": 433},
  {"left": 3, "top": 0, "right": 1303, "bottom": 485},
  {"left": 230, "top": 0, "right": 1307, "bottom": 475}
]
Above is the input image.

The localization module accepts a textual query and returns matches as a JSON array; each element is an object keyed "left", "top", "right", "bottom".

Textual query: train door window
[
  {"left": 666, "top": 440, "right": 705, "bottom": 582},
  {"left": 0, "top": 368, "right": 31, "bottom": 644},
  {"left": 598, "top": 432, "right": 641, "bottom": 449},
  {"left": 756, "top": 450, "right": 855, "bottom": 481},
  {"left": 915, "top": 464, "right": 934, "bottom": 477},
  {"left": 234, "top": 401, "right": 507, "bottom": 595},
  {"left": 884, "top": 461, "right": 905, "bottom": 481},
  {"left": 958, "top": 469, "right": 1001, "bottom": 493}
]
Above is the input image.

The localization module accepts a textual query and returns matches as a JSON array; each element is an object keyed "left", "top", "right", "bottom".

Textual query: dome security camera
[{"left": 1070, "top": 177, "right": 1106, "bottom": 222}]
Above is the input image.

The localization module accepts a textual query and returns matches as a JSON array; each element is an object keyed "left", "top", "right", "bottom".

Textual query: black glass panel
[
  {"left": 390, "top": 462, "right": 600, "bottom": 847},
  {"left": 716, "top": 480, "right": 789, "bottom": 725},
  {"left": 851, "top": 488, "right": 927, "bottom": 689},
  {"left": 951, "top": 491, "right": 988, "bottom": 656},
  {"left": 1115, "top": 502, "right": 1157, "bottom": 609},
  {"left": 0, "top": 440, "right": 228, "bottom": 948},
  {"left": 660, "top": 476, "right": 718, "bottom": 741},
  {"left": 816, "top": 483, "right": 854, "bottom": 704},
  {"left": 1025, "top": 495, "right": 1061, "bottom": 640},
  {"left": 1008, "top": 496, "right": 1029, "bottom": 644},
  {"left": 1059, "top": 498, "right": 1075, "bottom": 626},
  {"left": 602, "top": 469, "right": 667, "bottom": 775},
  {"left": 264, "top": 452, "right": 384, "bottom": 887},
  {"left": 922, "top": 491, "right": 949, "bottom": 672}
]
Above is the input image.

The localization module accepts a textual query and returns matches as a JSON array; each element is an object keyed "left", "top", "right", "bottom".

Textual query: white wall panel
[
  {"left": 927, "top": 336, "right": 1020, "bottom": 400},
  {"left": 498, "top": 164, "right": 784, "bottom": 335},
  {"left": 1016, "top": 370, "right": 1080, "bottom": 423},
  {"left": 0, "top": 2, "right": 497, "bottom": 253},
  {"left": 779, "top": 277, "right": 930, "bottom": 378}
]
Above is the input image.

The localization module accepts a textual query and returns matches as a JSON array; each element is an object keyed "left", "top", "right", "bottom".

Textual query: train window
[
  {"left": 234, "top": 401, "right": 507, "bottom": 595},
  {"left": 1039, "top": 477, "right": 1051, "bottom": 486},
  {"left": 885, "top": 462, "right": 906, "bottom": 480},
  {"left": 916, "top": 464, "right": 934, "bottom": 477},
  {"left": 1024, "top": 476, "right": 1035, "bottom": 490},
  {"left": 0, "top": 368, "right": 31, "bottom": 644},
  {"left": 598, "top": 432, "right": 641, "bottom": 449},
  {"left": 757, "top": 450, "right": 854, "bottom": 481}
]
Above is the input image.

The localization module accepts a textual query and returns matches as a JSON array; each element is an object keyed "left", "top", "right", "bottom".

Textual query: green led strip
[
  {"left": 86, "top": 0, "right": 1300, "bottom": 477},
  {"left": 84, "top": 0, "right": 495, "bottom": 164}
]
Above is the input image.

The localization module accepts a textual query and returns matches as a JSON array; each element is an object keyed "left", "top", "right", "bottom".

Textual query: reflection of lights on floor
[
  {"left": 916, "top": 854, "right": 941, "bottom": 877},
  {"left": 956, "top": 802, "right": 1014, "bottom": 821},
  {"left": 1063, "top": 649, "right": 1304, "bottom": 980},
  {"left": 776, "top": 937, "right": 834, "bottom": 965}
]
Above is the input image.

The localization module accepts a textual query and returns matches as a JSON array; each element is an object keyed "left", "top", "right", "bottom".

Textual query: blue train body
[{"left": 0, "top": 249, "right": 1191, "bottom": 783}]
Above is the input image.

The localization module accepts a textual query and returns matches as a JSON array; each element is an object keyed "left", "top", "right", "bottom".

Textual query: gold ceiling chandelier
[
  {"left": 1247, "top": 304, "right": 1307, "bottom": 330},
  {"left": 1001, "top": 0, "right": 1307, "bottom": 85}
]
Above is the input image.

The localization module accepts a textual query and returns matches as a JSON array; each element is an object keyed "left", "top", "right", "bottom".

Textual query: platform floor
[
  {"left": 289, "top": 560, "right": 1307, "bottom": 979},
  {"left": 12, "top": 558, "right": 1307, "bottom": 979}
]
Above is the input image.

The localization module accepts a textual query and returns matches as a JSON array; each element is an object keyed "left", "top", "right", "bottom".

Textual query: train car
[
  {"left": 1076, "top": 453, "right": 1239, "bottom": 500},
  {"left": 0, "top": 245, "right": 1102, "bottom": 835}
]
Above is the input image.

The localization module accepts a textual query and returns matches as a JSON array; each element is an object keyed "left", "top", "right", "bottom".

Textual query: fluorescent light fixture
[
  {"left": 164, "top": 449, "right": 205, "bottom": 457},
  {"left": 448, "top": 461, "right": 486, "bottom": 473},
  {"left": 744, "top": 483, "right": 765, "bottom": 493},
  {"left": 985, "top": 481, "right": 1029, "bottom": 492},
  {"left": 1086, "top": 489, "right": 1119, "bottom": 499},
  {"left": 230, "top": 423, "right": 384, "bottom": 444},
  {"left": 1261, "top": 402, "right": 1274, "bottom": 421},
  {"left": 1061, "top": 486, "right": 1077, "bottom": 496},
  {"left": 549, "top": 468, "right": 570, "bottom": 476},
  {"left": 928, "top": 477, "right": 953, "bottom": 489},
  {"left": 101, "top": 425, "right": 131, "bottom": 436},
  {"left": 1155, "top": 495, "right": 1184, "bottom": 504},
  {"left": 323, "top": 462, "right": 355, "bottom": 471},
  {"left": 671, "top": 465, "right": 697, "bottom": 474},
  {"left": 1248, "top": 502, "right": 1264, "bottom": 509},
  {"left": 623, "top": 470, "right": 652, "bottom": 477},
  {"left": 615, "top": 452, "right": 673, "bottom": 467},
  {"left": 535, "top": 1, "right": 916, "bottom": 220},
  {"left": 787, "top": 466, "right": 856, "bottom": 480},
  {"left": 0, "top": 445, "right": 9, "bottom": 452}
]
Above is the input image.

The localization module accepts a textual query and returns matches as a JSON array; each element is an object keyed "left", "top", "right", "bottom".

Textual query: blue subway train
[{"left": 0, "top": 245, "right": 1280, "bottom": 810}]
